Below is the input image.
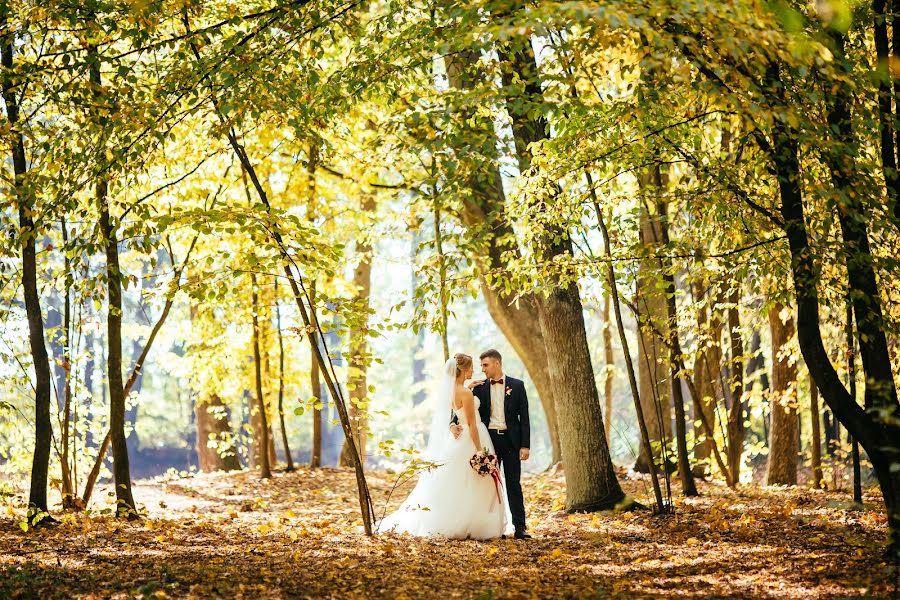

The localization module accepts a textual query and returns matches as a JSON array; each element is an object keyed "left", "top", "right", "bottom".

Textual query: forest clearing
[
  {"left": 2, "top": 0, "right": 900, "bottom": 597},
  {"left": 0, "top": 468, "right": 894, "bottom": 598}
]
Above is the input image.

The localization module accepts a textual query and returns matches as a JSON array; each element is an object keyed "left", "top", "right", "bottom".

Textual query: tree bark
[
  {"left": 310, "top": 281, "right": 322, "bottom": 469},
  {"left": 88, "top": 57, "right": 138, "bottom": 519},
  {"left": 873, "top": 0, "right": 900, "bottom": 227},
  {"left": 443, "top": 48, "right": 562, "bottom": 466},
  {"left": 190, "top": 289, "right": 241, "bottom": 473},
  {"left": 274, "top": 280, "right": 294, "bottom": 471},
  {"left": 691, "top": 279, "right": 724, "bottom": 477},
  {"left": 340, "top": 197, "right": 374, "bottom": 468},
  {"left": 250, "top": 272, "right": 272, "bottom": 479},
  {"left": 725, "top": 282, "right": 745, "bottom": 486},
  {"left": 809, "top": 371, "right": 823, "bottom": 489},
  {"left": 603, "top": 293, "right": 615, "bottom": 448},
  {"left": 1, "top": 16, "right": 54, "bottom": 520},
  {"left": 766, "top": 303, "right": 799, "bottom": 486},
  {"left": 634, "top": 181, "right": 672, "bottom": 473},
  {"left": 657, "top": 199, "right": 698, "bottom": 496},
  {"left": 496, "top": 34, "right": 625, "bottom": 509}
]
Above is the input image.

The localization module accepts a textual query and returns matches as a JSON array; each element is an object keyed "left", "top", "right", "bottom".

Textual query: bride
[{"left": 377, "top": 353, "right": 511, "bottom": 539}]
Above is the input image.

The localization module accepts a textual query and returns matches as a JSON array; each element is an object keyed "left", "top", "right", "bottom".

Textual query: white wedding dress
[{"left": 377, "top": 365, "right": 511, "bottom": 539}]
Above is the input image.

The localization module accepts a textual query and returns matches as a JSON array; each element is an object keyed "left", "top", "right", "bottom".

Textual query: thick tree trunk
[
  {"left": 190, "top": 295, "right": 241, "bottom": 473},
  {"left": 1, "top": 14, "right": 53, "bottom": 521},
  {"left": 250, "top": 273, "right": 272, "bottom": 479},
  {"left": 634, "top": 186, "right": 672, "bottom": 473},
  {"left": 340, "top": 198, "right": 374, "bottom": 467},
  {"left": 443, "top": 48, "right": 562, "bottom": 466},
  {"left": 495, "top": 35, "right": 625, "bottom": 509},
  {"left": 196, "top": 394, "right": 241, "bottom": 472},
  {"left": 766, "top": 303, "right": 799, "bottom": 486}
]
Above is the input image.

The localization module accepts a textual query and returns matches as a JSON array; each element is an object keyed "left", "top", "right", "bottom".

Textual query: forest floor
[{"left": 0, "top": 466, "right": 896, "bottom": 599}]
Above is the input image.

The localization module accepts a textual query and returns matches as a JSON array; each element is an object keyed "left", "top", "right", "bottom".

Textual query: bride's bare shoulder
[{"left": 453, "top": 385, "right": 475, "bottom": 407}]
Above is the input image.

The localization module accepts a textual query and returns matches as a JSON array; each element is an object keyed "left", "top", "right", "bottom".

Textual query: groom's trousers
[{"left": 489, "top": 428, "right": 526, "bottom": 531}]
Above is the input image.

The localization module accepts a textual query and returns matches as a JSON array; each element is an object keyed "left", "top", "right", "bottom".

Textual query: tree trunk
[
  {"left": 250, "top": 273, "right": 272, "bottom": 479},
  {"left": 340, "top": 197, "right": 374, "bottom": 468},
  {"left": 873, "top": 0, "right": 900, "bottom": 226},
  {"left": 634, "top": 184, "right": 672, "bottom": 473},
  {"left": 603, "top": 293, "right": 615, "bottom": 448},
  {"left": 1, "top": 14, "right": 54, "bottom": 522},
  {"left": 60, "top": 219, "right": 75, "bottom": 508},
  {"left": 89, "top": 57, "right": 137, "bottom": 519},
  {"left": 274, "top": 280, "right": 294, "bottom": 471},
  {"left": 725, "top": 282, "right": 745, "bottom": 486},
  {"left": 190, "top": 292, "right": 241, "bottom": 473},
  {"left": 495, "top": 34, "right": 625, "bottom": 509},
  {"left": 310, "top": 281, "right": 322, "bottom": 469},
  {"left": 443, "top": 48, "right": 562, "bottom": 466},
  {"left": 656, "top": 199, "right": 698, "bottom": 496},
  {"left": 766, "top": 303, "right": 799, "bottom": 486},
  {"left": 809, "top": 372, "right": 823, "bottom": 489},
  {"left": 692, "top": 280, "right": 724, "bottom": 477}
]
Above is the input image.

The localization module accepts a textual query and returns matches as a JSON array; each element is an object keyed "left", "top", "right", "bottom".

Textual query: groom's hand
[
  {"left": 466, "top": 379, "right": 486, "bottom": 390},
  {"left": 519, "top": 448, "right": 530, "bottom": 461},
  {"left": 450, "top": 424, "right": 462, "bottom": 439}
]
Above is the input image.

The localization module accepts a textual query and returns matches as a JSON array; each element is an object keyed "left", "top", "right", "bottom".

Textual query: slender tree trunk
[
  {"left": 340, "top": 197, "right": 374, "bottom": 467},
  {"left": 809, "top": 372, "right": 823, "bottom": 489},
  {"left": 443, "top": 49, "right": 562, "bottom": 466},
  {"left": 657, "top": 200, "right": 698, "bottom": 496},
  {"left": 250, "top": 273, "right": 272, "bottom": 479},
  {"left": 873, "top": 0, "right": 900, "bottom": 225},
  {"left": 88, "top": 57, "right": 137, "bottom": 519},
  {"left": 411, "top": 233, "right": 427, "bottom": 407},
  {"left": 634, "top": 188, "right": 672, "bottom": 473},
  {"left": 184, "top": 9, "right": 373, "bottom": 533},
  {"left": 595, "top": 192, "right": 662, "bottom": 512},
  {"left": 766, "top": 303, "right": 799, "bottom": 486},
  {"left": 310, "top": 280, "right": 322, "bottom": 469},
  {"left": 60, "top": 219, "right": 75, "bottom": 508},
  {"left": 725, "top": 282, "right": 745, "bottom": 486},
  {"left": 692, "top": 280, "right": 724, "bottom": 477},
  {"left": 274, "top": 280, "right": 294, "bottom": 471},
  {"left": 603, "top": 293, "right": 615, "bottom": 448},
  {"left": 1, "top": 11, "right": 53, "bottom": 522}
]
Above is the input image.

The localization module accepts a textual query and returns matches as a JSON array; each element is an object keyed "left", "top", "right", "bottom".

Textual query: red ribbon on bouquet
[{"left": 490, "top": 468, "right": 502, "bottom": 505}]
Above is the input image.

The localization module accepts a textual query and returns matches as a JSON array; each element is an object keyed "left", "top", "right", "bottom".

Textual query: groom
[{"left": 452, "top": 349, "right": 531, "bottom": 539}]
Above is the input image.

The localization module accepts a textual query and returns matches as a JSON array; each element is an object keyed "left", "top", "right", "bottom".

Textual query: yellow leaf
[{"left": 686, "top": 537, "right": 699, "bottom": 546}]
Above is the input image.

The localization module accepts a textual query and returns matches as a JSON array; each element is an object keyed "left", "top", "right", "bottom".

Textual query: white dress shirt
[{"left": 488, "top": 376, "right": 507, "bottom": 430}]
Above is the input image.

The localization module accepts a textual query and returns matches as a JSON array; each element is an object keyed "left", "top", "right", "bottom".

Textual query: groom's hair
[{"left": 480, "top": 349, "right": 502, "bottom": 363}]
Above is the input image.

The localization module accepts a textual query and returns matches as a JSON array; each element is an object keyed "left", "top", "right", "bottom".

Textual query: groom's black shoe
[{"left": 514, "top": 529, "right": 531, "bottom": 540}]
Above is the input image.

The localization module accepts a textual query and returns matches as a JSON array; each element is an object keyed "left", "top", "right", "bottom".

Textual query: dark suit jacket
[{"left": 454, "top": 376, "right": 530, "bottom": 450}]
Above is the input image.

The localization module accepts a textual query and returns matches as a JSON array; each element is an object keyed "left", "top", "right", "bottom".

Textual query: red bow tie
[{"left": 490, "top": 379, "right": 503, "bottom": 385}]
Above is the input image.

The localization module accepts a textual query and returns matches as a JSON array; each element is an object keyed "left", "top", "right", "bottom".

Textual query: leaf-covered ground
[{"left": 0, "top": 467, "right": 895, "bottom": 599}]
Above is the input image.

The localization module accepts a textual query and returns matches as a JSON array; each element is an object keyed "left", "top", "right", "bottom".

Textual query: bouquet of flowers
[
  {"left": 469, "top": 450, "right": 498, "bottom": 476},
  {"left": 470, "top": 449, "right": 502, "bottom": 504}
]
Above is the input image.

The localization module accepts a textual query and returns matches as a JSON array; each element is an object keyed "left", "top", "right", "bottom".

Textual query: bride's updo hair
[{"left": 454, "top": 353, "right": 473, "bottom": 377}]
